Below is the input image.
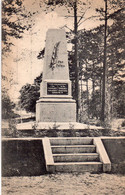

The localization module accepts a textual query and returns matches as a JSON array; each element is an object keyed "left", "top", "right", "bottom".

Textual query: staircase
[{"left": 43, "top": 137, "right": 111, "bottom": 173}]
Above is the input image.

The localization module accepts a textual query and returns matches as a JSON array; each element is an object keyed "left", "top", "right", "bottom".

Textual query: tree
[
  {"left": 96, "top": 0, "right": 125, "bottom": 124},
  {"left": 76, "top": 2, "right": 124, "bottom": 121},
  {"left": 19, "top": 83, "right": 40, "bottom": 113},
  {"left": 19, "top": 73, "right": 42, "bottom": 113},
  {"left": 2, "top": 0, "right": 32, "bottom": 54},
  {"left": 108, "top": 7, "right": 125, "bottom": 119},
  {"left": 101, "top": 0, "right": 108, "bottom": 122},
  {"left": 2, "top": 92, "right": 18, "bottom": 119},
  {"left": 89, "top": 90, "right": 102, "bottom": 119},
  {"left": 2, "top": 0, "right": 36, "bottom": 120},
  {"left": 113, "top": 80, "right": 125, "bottom": 118},
  {"left": 76, "top": 27, "right": 103, "bottom": 120}
]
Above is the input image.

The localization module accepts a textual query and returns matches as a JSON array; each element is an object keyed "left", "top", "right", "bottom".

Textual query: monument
[{"left": 36, "top": 29, "right": 76, "bottom": 122}]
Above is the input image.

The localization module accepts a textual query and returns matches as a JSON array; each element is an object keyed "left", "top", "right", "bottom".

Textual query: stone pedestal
[
  {"left": 36, "top": 29, "right": 76, "bottom": 122},
  {"left": 36, "top": 99, "right": 76, "bottom": 122}
]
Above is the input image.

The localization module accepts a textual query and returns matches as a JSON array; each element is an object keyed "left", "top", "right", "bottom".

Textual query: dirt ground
[{"left": 2, "top": 173, "right": 125, "bottom": 195}]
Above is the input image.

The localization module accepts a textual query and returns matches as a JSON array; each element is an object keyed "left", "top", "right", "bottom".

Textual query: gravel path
[{"left": 2, "top": 173, "right": 125, "bottom": 195}]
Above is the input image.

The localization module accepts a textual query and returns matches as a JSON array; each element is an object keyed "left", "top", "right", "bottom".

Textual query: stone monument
[{"left": 36, "top": 29, "right": 76, "bottom": 122}]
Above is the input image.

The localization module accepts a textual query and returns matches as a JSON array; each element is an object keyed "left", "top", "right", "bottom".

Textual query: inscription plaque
[{"left": 47, "top": 83, "right": 68, "bottom": 95}]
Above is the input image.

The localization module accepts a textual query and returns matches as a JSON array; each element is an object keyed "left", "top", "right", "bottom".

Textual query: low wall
[
  {"left": 102, "top": 137, "right": 125, "bottom": 174},
  {"left": 2, "top": 138, "right": 47, "bottom": 176},
  {"left": 2, "top": 137, "right": 125, "bottom": 176}
]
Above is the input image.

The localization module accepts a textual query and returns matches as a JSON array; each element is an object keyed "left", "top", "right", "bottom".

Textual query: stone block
[{"left": 36, "top": 99, "right": 76, "bottom": 122}]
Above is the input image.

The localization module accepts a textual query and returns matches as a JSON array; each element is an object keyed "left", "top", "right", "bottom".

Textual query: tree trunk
[
  {"left": 101, "top": 0, "right": 108, "bottom": 122},
  {"left": 111, "top": 66, "right": 115, "bottom": 118},
  {"left": 92, "top": 62, "right": 95, "bottom": 94},
  {"left": 100, "top": 77, "right": 102, "bottom": 104},
  {"left": 74, "top": 0, "right": 80, "bottom": 122},
  {"left": 86, "top": 79, "right": 89, "bottom": 119}
]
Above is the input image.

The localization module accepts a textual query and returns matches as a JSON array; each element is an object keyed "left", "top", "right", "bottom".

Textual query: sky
[{"left": 3, "top": 0, "right": 106, "bottom": 102}]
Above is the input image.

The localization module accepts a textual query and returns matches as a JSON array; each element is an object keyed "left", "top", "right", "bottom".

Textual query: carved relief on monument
[{"left": 50, "top": 41, "right": 65, "bottom": 70}]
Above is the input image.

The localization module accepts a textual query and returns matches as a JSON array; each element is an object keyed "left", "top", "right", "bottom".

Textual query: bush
[{"left": 121, "top": 120, "right": 125, "bottom": 127}]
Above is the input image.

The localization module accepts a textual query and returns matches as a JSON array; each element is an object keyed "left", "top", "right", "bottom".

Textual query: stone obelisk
[{"left": 36, "top": 29, "right": 76, "bottom": 122}]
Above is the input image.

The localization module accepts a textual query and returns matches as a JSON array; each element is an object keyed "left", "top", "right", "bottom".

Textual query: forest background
[{"left": 2, "top": 0, "right": 125, "bottom": 130}]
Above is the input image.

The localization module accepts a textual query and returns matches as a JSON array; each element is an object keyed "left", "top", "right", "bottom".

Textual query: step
[
  {"left": 47, "top": 162, "right": 103, "bottom": 173},
  {"left": 43, "top": 137, "right": 111, "bottom": 173},
  {"left": 51, "top": 145, "right": 96, "bottom": 154},
  {"left": 53, "top": 153, "right": 99, "bottom": 162},
  {"left": 50, "top": 138, "right": 93, "bottom": 146}
]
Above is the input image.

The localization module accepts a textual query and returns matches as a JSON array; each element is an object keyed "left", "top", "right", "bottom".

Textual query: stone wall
[
  {"left": 2, "top": 139, "right": 46, "bottom": 176},
  {"left": 102, "top": 138, "right": 125, "bottom": 173}
]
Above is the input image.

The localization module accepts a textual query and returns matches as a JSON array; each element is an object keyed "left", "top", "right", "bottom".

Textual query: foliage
[
  {"left": 113, "top": 81, "right": 125, "bottom": 118},
  {"left": 89, "top": 90, "right": 101, "bottom": 119},
  {"left": 77, "top": 2, "right": 125, "bottom": 122},
  {"left": 2, "top": 0, "right": 33, "bottom": 54},
  {"left": 34, "top": 73, "right": 43, "bottom": 86},
  {"left": 2, "top": 93, "right": 19, "bottom": 119},
  {"left": 107, "top": 8, "right": 125, "bottom": 79},
  {"left": 2, "top": 119, "right": 18, "bottom": 137},
  {"left": 19, "top": 83, "right": 40, "bottom": 113},
  {"left": 19, "top": 72, "right": 42, "bottom": 113},
  {"left": 121, "top": 120, "right": 125, "bottom": 127}
]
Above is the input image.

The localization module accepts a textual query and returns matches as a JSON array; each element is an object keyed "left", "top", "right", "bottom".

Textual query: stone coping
[
  {"left": 93, "top": 138, "right": 111, "bottom": 172},
  {"left": 2, "top": 136, "right": 125, "bottom": 141}
]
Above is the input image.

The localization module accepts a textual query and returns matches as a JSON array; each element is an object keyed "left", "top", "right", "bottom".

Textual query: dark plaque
[{"left": 47, "top": 83, "right": 68, "bottom": 95}]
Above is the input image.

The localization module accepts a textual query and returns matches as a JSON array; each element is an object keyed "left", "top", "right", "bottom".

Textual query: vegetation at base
[
  {"left": 2, "top": 92, "right": 19, "bottom": 119},
  {"left": 2, "top": 126, "right": 125, "bottom": 138},
  {"left": 121, "top": 120, "right": 125, "bottom": 127}
]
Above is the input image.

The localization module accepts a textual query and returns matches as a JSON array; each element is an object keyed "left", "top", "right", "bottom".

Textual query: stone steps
[
  {"left": 43, "top": 137, "right": 111, "bottom": 173},
  {"left": 51, "top": 162, "right": 103, "bottom": 173},
  {"left": 53, "top": 153, "right": 99, "bottom": 162},
  {"left": 51, "top": 145, "right": 96, "bottom": 154},
  {"left": 50, "top": 138, "right": 93, "bottom": 145}
]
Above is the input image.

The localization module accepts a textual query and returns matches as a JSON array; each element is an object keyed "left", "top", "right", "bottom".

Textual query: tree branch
[
  {"left": 77, "top": 8, "right": 88, "bottom": 25},
  {"left": 78, "top": 15, "right": 99, "bottom": 27},
  {"left": 63, "top": 25, "right": 74, "bottom": 34}
]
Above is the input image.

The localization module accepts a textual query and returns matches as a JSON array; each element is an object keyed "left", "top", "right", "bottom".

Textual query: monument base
[{"left": 36, "top": 98, "right": 76, "bottom": 122}]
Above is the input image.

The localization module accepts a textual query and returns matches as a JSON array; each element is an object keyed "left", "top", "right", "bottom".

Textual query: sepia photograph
[{"left": 2, "top": 0, "right": 125, "bottom": 194}]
